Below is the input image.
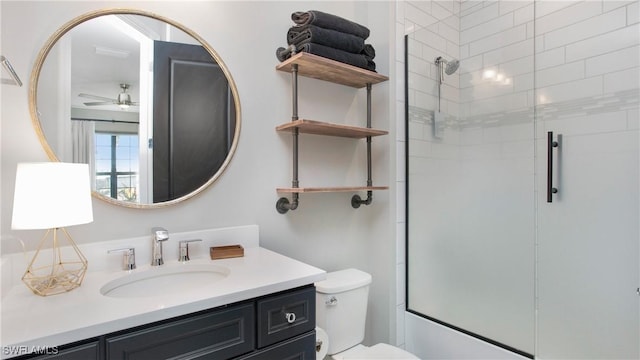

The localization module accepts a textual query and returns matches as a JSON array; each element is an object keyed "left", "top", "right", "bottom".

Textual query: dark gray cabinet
[
  {"left": 257, "top": 286, "right": 315, "bottom": 348},
  {"left": 106, "top": 303, "right": 254, "bottom": 359},
  {"left": 16, "top": 341, "right": 102, "bottom": 360},
  {"left": 13, "top": 285, "right": 315, "bottom": 360},
  {"left": 239, "top": 333, "right": 316, "bottom": 360}
]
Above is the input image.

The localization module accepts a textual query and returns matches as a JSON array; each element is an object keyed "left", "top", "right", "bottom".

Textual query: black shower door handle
[{"left": 547, "top": 131, "right": 559, "bottom": 203}]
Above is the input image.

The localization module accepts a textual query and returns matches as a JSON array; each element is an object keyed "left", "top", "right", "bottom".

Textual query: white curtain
[{"left": 71, "top": 120, "right": 95, "bottom": 187}]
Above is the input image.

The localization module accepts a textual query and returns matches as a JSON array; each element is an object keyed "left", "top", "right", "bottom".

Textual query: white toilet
[{"left": 315, "top": 268, "right": 418, "bottom": 360}]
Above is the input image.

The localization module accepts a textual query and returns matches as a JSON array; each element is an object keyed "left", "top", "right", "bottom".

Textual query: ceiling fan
[{"left": 79, "top": 83, "right": 138, "bottom": 109}]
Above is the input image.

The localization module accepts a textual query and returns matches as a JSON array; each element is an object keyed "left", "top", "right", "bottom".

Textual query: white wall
[{"left": 0, "top": 0, "right": 397, "bottom": 347}]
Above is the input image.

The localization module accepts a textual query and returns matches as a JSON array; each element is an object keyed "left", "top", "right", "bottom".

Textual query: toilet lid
[{"left": 331, "top": 343, "right": 419, "bottom": 359}]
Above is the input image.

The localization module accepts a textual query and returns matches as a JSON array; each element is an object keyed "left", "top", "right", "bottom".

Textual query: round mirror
[{"left": 29, "top": 9, "right": 241, "bottom": 208}]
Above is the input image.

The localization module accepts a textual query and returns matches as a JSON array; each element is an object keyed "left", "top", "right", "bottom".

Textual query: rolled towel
[
  {"left": 361, "top": 44, "right": 376, "bottom": 59},
  {"left": 297, "top": 43, "right": 376, "bottom": 72},
  {"left": 288, "top": 25, "right": 365, "bottom": 54},
  {"left": 291, "top": 10, "right": 370, "bottom": 39},
  {"left": 276, "top": 44, "right": 297, "bottom": 62}
]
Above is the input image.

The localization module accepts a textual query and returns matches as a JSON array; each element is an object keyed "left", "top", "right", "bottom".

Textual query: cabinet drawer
[
  {"left": 14, "top": 340, "right": 101, "bottom": 360},
  {"left": 256, "top": 286, "right": 315, "bottom": 349},
  {"left": 238, "top": 332, "right": 316, "bottom": 360},
  {"left": 106, "top": 303, "right": 254, "bottom": 360}
]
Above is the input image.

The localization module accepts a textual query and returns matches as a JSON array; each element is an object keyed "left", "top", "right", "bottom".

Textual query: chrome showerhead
[
  {"left": 435, "top": 56, "right": 460, "bottom": 75},
  {"left": 444, "top": 58, "right": 459, "bottom": 75}
]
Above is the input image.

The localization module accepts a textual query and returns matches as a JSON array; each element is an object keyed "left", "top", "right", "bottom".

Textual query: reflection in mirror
[{"left": 31, "top": 9, "right": 240, "bottom": 208}]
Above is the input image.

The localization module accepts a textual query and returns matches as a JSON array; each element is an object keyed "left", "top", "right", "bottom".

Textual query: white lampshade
[{"left": 12, "top": 162, "right": 93, "bottom": 230}]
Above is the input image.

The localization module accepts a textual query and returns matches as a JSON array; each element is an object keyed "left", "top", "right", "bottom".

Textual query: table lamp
[{"left": 11, "top": 162, "right": 93, "bottom": 296}]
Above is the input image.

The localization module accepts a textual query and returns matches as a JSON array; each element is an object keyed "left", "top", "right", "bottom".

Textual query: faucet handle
[
  {"left": 108, "top": 247, "right": 136, "bottom": 270},
  {"left": 178, "top": 239, "right": 202, "bottom": 262}
]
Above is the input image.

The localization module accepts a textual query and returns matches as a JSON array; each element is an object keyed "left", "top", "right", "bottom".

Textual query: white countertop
[{"left": 0, "top": 226, "right": 326, "bottom": 358}]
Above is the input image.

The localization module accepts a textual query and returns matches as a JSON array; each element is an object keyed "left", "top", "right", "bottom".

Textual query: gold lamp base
[{"left": 22, "top": 227, "right": 88, "bottom": 296}]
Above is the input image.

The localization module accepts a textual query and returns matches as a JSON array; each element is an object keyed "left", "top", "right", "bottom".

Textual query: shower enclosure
[{"left": 405, "top": 1, "right": 639, "bottom": 358}]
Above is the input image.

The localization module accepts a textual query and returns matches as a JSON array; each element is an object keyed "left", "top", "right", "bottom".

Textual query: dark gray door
[{"left": 153, "top": 40, "right": 233, "bottom": 202}]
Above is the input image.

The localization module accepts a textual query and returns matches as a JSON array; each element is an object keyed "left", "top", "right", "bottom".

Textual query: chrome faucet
[{"left": 151, "top": 227, "right": 169, "bottom": 266}]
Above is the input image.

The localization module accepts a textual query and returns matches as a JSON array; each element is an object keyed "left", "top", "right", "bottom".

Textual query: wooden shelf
[
  {"left": 277, "top": 186, "right": 389, "bottom": 194},
  {"left": 276, "top": 52, "right": 388, "bottom": 88},
  {"left": 276, "top": 119, "right": 388, "bottom": 138}
]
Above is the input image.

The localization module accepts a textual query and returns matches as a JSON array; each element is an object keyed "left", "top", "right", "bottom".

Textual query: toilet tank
[{"left": 315, "top": 268, "right": 372, "bottom": 355}]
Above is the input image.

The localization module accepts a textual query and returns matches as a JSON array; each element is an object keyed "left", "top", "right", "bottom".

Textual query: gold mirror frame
[{"left": 29, "top": 8, "right": 241, "bottom": 209}]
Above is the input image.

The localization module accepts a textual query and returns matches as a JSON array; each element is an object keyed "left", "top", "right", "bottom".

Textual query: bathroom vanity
[{"left": 1, "top": 226, "right": 325, "bottom": 359}]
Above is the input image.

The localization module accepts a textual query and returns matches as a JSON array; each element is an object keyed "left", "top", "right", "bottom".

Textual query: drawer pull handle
[{"left": 285, "top": 312, "right": 296, "bottom": 323}]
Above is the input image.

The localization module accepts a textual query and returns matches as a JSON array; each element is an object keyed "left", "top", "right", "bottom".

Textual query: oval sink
[{"left": 100, "top": 263, "right": 230, "bottom": 298}]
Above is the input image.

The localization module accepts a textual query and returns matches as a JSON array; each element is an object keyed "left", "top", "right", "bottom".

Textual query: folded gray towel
[
  {"left": 291, "top": 10, "right": 370, "bottom": 40},
  {"left": 288, "top": 25, "right": 365, "bottom": 54},
  {"left": 362, "top": 44, "right": 376, "bottom": 59},
  {"left": 276, "top": 43, "right": 376, "bottom": 71}
]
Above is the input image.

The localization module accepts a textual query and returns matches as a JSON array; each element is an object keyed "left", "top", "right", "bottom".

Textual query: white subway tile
[
  {"left": 432, "top": 1, "right": 455, "bottom": 21},
  {"left": 544, "top": 7, "right": 627, "bottom": 50},
  {"left": 526, "top": 21, "right": 534, "bottom": 39},
  {"left": 484, "top": 39, "right": 534, "bottom": 66},
  {"left": 514, "top": 72, "right": 534, "bottom": 92},
  {"left": 405, "top": 3, "right": 439, "bottom": 30},
  {"left": 422, "top": 45, "right": 446, "bottom": 71},
  {"left": 514, "top": 3, "right": 534, "bottom": 26},
  {"left": 535, "top": 47, "right": 565, "bottom": 70},
  {"left": 536, "top": 76, "right": 602, "bottom": 105},
  {"left": 548, "top": 111, "right": 628, "bottom": 137},
  {"left": 604, "top": 67, "right": 640, "bottom": 93},
  {"left": 462, "top": 92, "right": 530, "bottom": 117},
  {"left": 459, "top": 54, "right": 484, "bottom": 74},
  {"left": 461, "top": 2, "right": 499, "bottom": 30},
  {"left": 415, "top": 92, "right": 438, "bottom": 114},
  {"left": 460, "top": 12, "right": 514, "bottom": 45},
  {"left": 628, "top": 108, "right": 639, "bottom": 130},
  {"left": 460, "top": 43, "right": 470, "bottom": 59},
  {"left": 536, "top": 60, "right": 586, "bottom": 88},
  {"left": 628, "top": 1, "right": 640, "bottom": 25},
  {"left": 461, "top": 80, "right": 515, "bottom": 102},
  {"left": 414, "top": 28, "right": 448, "bottom": 54},
  {"left": 604, "top": 0, "right": 636, "bottom": 12},
  {"left": 566, "top": 23, "right": 640, "bottom": 61},
  {"left": 418, "top": 75, "right": 438, "bottom": 97},
  {"left": 586, "top": 45, "right": 639, "bottom": 77},
  {"left": 500, "top": 0, "right": 532, "bottom": 15},
  {"left": 501, "top": 55, "right": 534, "bottom": 76},
  {"left": 535, "top": 1, "right": 602, "bottom": 36},
  {"left": 442, "top": 12, "right": 460, "bottom": 31},
  {"left": 535, "top": 1, "right": 575, "bottom": 18},
  {"left": 535, "top": 35, "right": 544, "bottom": 54},
  {"left": 408, "top": 55, "right": 429, "bottom": 79},
  {"left": 407, "top": 0, "right": 430, "bottom": 13},
  {"left": 439, "top": 22, "right": 460, "bottom": 46},
  {"left": 460, "top": 1, "right": 484, "bottom": 19},
  {"left": 470, "top": 24, "right": 528, "bottom": 56},
  {"left": 446, "top": 40, "right": 460, "bottom": 59}
]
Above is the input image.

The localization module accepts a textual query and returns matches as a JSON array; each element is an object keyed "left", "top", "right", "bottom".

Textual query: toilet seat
[{"left": 329, "top": 343, "right": 419, "bottom": 359}]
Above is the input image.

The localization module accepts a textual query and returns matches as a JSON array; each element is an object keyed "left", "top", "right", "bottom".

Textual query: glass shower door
[
  {"left": 534, "top": 0, "right": 640, "bottom": 357},
  {"left": 405, "top": 1, "right": 639, "bottom": 358},
  {"left": 405, "top": 0, "right": 536, "bottom": 355}
]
